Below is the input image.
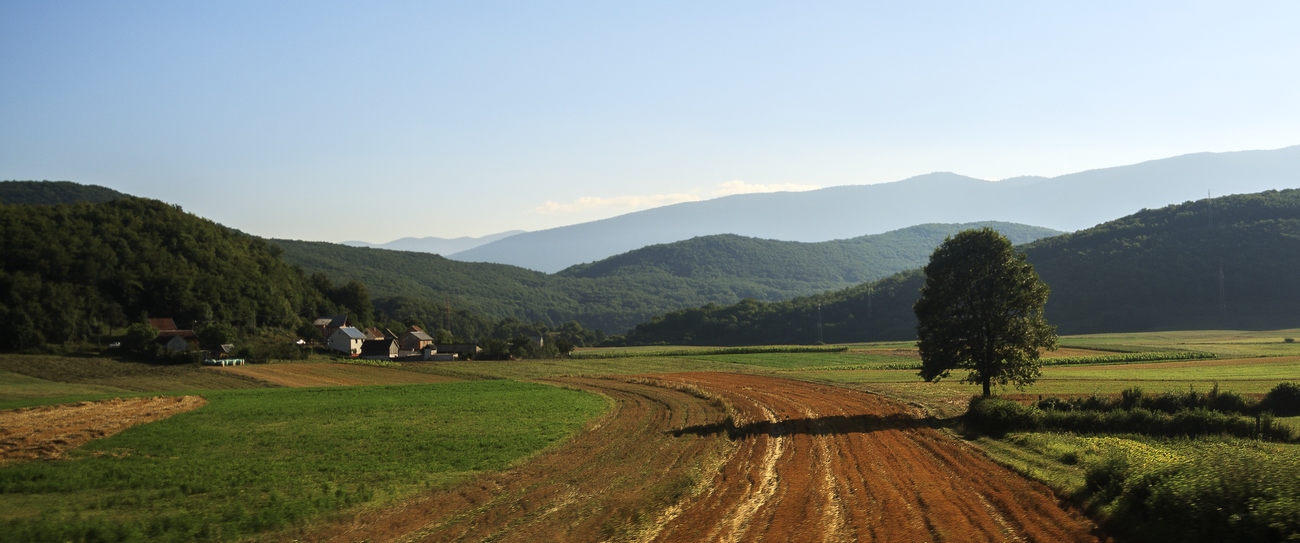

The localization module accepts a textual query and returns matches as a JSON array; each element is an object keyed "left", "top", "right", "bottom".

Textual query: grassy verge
[
  {"left": 979, "top": 432, "right": 1300, "bottom": 542},
  {"left": 0, "top": 380, "right": 606, "bottom": 543}
]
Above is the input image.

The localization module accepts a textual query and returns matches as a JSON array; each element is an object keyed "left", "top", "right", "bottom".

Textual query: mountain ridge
[{"left": 451, "top": 146, "right": 1300, "bottom": 272}]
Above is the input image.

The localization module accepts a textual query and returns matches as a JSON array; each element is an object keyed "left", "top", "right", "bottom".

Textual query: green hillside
[
  {"left": 276, "top": 222, "right": 1060, "bottom": 333},
  {"left": 0, "top": 180, "right": 127, "bottom": 205},
  {"left": 559, "top": 222, "right": 1059, "bottom": 293},
  {"left": 621, "top": 189, "right": 1300, "bottom": 344},
  {"left": 0, "top": 198, "right": 347, "bottom": 350}
]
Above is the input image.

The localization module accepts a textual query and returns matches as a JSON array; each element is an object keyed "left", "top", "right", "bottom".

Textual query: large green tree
[{"left": 913, "top": 228, "right": 1057, "bottom": 396}]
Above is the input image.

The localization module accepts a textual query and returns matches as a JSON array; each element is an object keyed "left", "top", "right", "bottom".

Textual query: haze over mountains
[
  {"left": 624, "top": 189, "right": 1300, "bottom": 345},
  {"left": 449, "top": 146, "right": 1300, "bottom": 272},
  {"left": 343, "top": 231, "right": 524, "bottom": 255}
]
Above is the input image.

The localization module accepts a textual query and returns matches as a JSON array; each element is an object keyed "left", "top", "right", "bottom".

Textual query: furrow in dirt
[{"left": 645, "top": 373, "right": 1099, "bottom": 543}]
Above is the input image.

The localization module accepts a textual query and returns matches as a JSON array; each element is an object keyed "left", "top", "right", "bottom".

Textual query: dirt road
[
  {"left": 297, "top": 374, "right": 1098, "bottom": 542},
  {"left": 0, "top": 395, "right": 206, "bottom": 463}
]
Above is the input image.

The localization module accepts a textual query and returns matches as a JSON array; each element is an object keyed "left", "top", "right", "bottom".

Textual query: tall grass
[{"left": 966, "top": 396, "right": 1294, "bottom": 441}]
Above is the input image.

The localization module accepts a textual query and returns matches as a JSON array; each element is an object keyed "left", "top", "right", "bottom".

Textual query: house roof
[
  {"left": 158, "top": 329, "right": 198, "bottom": 340},
  {"left": 364, "top": 327, "right": 385, "bottom": 340},
  {"left": 314, "top": 315, "right": 348, "bottom": 327},
  {"left": 148, "top": 318, "right": 178, "bottom": 331},
  {"left": 332, "top": 326, "right": 367, "bottom": 340},
  {"left": 403, "top": 329, "right": 433, "bottom": 341}
]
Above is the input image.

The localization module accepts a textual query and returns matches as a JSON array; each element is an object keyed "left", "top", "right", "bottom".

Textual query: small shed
[{"left": 328, "top": 327, "right": 367, "bottom": 356}]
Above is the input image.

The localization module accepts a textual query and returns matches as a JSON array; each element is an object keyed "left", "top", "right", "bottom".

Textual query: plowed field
[
  {"left": 298, "top": 374, "right": 1098, "bottom": 542},
  {"left": 0, "top": 395, "right": 206, "bottom": 463},
  {"left": 212, "top": 363, "right": 459, "bottom": 387}
]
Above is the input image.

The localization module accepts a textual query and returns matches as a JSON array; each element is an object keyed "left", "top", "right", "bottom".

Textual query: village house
[
  {"left": 148, "top": 318, "right": 198, "bottom": 341},
  {"left": 327, "top": 326, "right": 367, "bottom": 356},
  {"left": 399, "top": 326, "right": 434, "bottom": 351},
  {"left": 154, "top": 335, "right": 191, "bottom": 352},
  {"left": 313, "top": 315, "right": 349, "bottom": 342}
]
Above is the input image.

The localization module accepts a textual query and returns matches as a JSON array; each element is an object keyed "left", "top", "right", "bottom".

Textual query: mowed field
[{"left": 0, "top": 330, "right": 1297, "bottom": 542}]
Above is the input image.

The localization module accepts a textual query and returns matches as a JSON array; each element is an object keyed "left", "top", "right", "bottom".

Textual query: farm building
[
  {"left": 155, "top": 335, "right": 191, "bottom": 352},
  {"left": 328, "top": 327, "right": 367, "bottom": 356},
  {"left": 360, "top": 338, "right": 399, "bottom": 360},
  {"left": 437, "top": 344, "right": 481, "bottom": 360},
  {"left": 421, "top": 345, "right": 456, "bottom": 361},
  {"left": 399, "top": 326, "right": 434, "bottom": 351},
  {"left": 363, "top": 327, "right": 386, "bottom": 340},
  {"left": 148, "top": 317, "right": 197, "bottom": 341},
  {"left": 314, "top": 315, "right": 349, "bottom": 341}
]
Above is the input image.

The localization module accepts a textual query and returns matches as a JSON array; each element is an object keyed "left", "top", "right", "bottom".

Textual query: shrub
[
  {"left": 1285, "top": 337, "right": 1295, "bottom": 343},
  {"left": 1261, "top": 382, "right": 1300, "bottom": 416},
  {"left": 965, "top": 396, "right": 1039, "bottom": 436}
]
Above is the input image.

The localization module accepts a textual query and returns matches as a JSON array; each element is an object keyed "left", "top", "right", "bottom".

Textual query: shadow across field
[{"left": 672, "top": 412, "right": 938, "bottom": 440}]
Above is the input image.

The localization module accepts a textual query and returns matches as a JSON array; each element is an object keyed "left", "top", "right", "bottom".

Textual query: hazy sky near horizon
[{"left": 2, "top": 2, "right": 1298, "bottom": 243}]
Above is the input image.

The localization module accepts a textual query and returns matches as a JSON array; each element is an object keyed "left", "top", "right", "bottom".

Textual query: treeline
[
  {"left": 0, "top": 196, "right": 607, "bottom": 356},
  {"left": 620, "top": 189, "right": 1300, "bottom": 344},
  {"left": 0, "top": 198, "right": 367, "bottom": 351},
  {"left": 0, "top": 180, "right": 126, "bottom": 205}
]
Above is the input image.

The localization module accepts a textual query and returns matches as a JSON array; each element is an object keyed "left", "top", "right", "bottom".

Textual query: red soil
[{"left": 290, "top": 374, "right": 1099, "bottom": 542}]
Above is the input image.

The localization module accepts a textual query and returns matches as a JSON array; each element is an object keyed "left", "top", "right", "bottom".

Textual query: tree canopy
[{"left": 913, "top": 228, "right": 1056, "bottom": 396}]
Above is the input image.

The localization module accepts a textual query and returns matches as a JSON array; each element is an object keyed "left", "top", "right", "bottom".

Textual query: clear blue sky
[{"left": 2, "top": 1, "right": 1298, "bottom": 242}]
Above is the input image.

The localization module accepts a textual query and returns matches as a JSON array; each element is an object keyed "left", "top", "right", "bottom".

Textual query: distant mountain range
[
  {"left": 449, "top": 146, "right": 1300, "bottom": 272},
  {"left": 622, "top": 189, "right": 1300, "bottom": 344},
  {"left": 344, "top": 231, "right": 525, "bottom": 255},
  {"left": 275, "top": 222, "right": 1060, "bottom": 332}
]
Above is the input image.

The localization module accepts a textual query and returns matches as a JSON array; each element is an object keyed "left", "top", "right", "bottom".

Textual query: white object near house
[{"left": 328, "top": 327, "right": 367, "bottom": 356}]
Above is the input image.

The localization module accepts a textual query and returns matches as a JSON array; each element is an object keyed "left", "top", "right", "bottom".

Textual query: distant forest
[
  {"left": 275, "top": 222, "right": 1058, "bottom": 333},
  {"left": 621, "top": 190, "right": 1300, "bottom": 345}
]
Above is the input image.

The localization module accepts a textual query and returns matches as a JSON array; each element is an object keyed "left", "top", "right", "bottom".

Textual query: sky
[{"left": 2, "top": 1, "right": 1298, "bottom": 243}]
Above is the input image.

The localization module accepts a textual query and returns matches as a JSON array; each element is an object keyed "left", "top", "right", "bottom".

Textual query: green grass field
[{"left": 0, "top": 381, "right": 605, "bottom": 543}]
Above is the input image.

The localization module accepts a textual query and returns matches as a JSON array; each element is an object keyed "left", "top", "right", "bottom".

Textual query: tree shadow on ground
[{"left": 671, "top": 413, "right": 941, "bottom": 440}]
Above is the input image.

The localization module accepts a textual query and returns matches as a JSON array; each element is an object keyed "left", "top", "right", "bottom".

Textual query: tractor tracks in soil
[{"left": 295, "top": 373, "right": 1100, "bottom": 543}]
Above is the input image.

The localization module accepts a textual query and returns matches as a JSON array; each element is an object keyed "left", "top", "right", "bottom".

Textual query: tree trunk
[{"left": 983, "top": 378, "right": 991, "bottom": 397}]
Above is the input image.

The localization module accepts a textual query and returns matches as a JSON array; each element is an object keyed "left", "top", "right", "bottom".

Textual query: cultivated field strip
[
  {"left": 0, "top": 396, "right": 206, "bottom": 463},
  {"left": 297, "top": 374, "right": 1098, "bottom": 542},
  {"left": 211, "top": 363, "right": 459, "bottom": 387},
  {"left": 648, "top": 373, "right": 1099, "bottom": 543}
]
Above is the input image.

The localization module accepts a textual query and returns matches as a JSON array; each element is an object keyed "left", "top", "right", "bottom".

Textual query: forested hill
[
  {"left": 0, "top": 198, "right": 358, "bottom": 350},
  {"left": 621, "top": 189, "right": 1300, "bottom": 345},
  {"left": 275, "top": 222, "right": 1059, "bottom": 332},
  {"left": 0, "top": 180, "right": 127, "bottom": 205},
  {"left": 559, "top": 222, "right": 1060, "bottom": 290}
]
